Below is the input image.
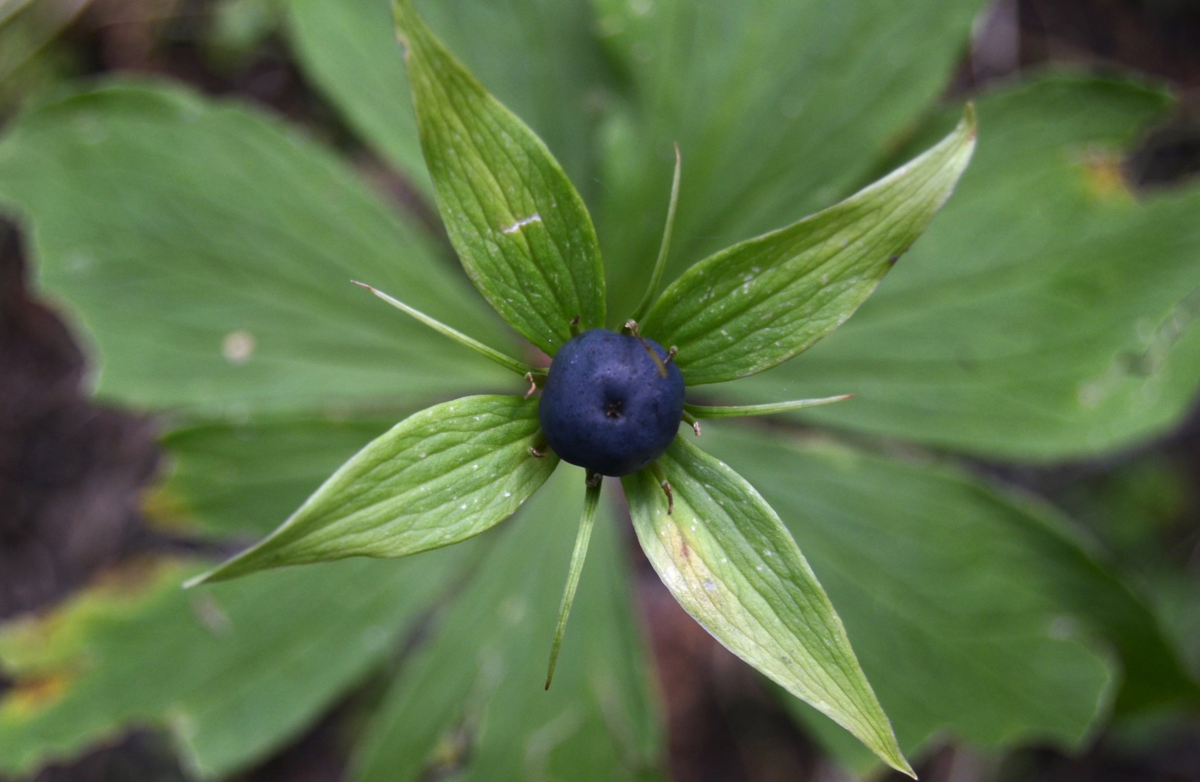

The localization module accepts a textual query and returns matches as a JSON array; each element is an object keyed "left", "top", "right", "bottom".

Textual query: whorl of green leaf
[
  {"left": 391, "top": 0, "right": 606, "bottom": 356},
  {"left": 188, "top": 396, "right": 558, "bottom": 585},
  {"left": 623, "top": 438, "right": 912, "bottom": 776},
  {"left": 642, "top": 107, "right": 976, "bottom": 385}
]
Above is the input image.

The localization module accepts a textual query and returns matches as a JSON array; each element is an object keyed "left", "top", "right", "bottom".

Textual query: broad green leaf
[
  {"left": 191, "top": 395, "right": 557, "bottom": 584},
  {"left": 152, "top": 416, "right": 397, "bottom": 539},
  {"left": 594, "top": 0, "right": 990, "bottom": 317},
  {"left": 352, "top": 467, "right": 662, "bottom": 782},
  {"left": 622, "top": 438, "right": 910, "bottom": 776},
  {"left": 702, "top": 424, "right": 1197, "bottom": 769},
  {"left": 730, "top": 75, "right": 1200, "bottom": 460},
  {"left": 393, "top": 0, "right": 606, "bottom": 355},
  {"left": 286, "top": 0, "right": 607, "bottom": 195},
  {"left": 0, "top": 80, "right": 516, "bottom": 413},
  {"left": 641, "top": 109, "right": 975, "bottom": 385},
  {"left": 0, "top": 550, "right": 471, "bottom": 779}
]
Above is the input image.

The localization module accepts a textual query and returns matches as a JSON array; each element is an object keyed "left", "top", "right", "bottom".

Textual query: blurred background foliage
[{"left": 0, "top": 0, "right": 1199, "bottom": 781}]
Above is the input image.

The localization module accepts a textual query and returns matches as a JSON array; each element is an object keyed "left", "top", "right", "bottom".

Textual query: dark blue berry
[{"left": 538, "top": 328, "right": 685, "bottom": 477}]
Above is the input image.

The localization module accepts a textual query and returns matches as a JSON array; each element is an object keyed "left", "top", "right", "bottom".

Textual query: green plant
[
  {"left": 181, "top": 4, "right": 976, "bottom": 773},
  {"left": 1, "top": 0, "right": 1198, "bottom": 780}
]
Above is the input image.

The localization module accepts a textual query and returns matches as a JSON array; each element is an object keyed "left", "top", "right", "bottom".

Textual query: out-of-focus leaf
[
  {"left": 286, "top": 0, "right": 607, "bottom": 195},
  {"left": 286, "top": 0, "right": 428, "bottom": 192},
  {"left": 730, "top": 75, "right": 1200, "bottom": 460},
  {"left": 1152, "top": 574, "right": 1200, "bottom": 678},
  {"left": 1056, "top": 455, "right": 1200, "bottom": 681},
  {"left": 207, "top": 0, "right": 283, "bottom": 66},
  {"left": 622, "top": 438, "right": 910, "bottom": 776},
  {"left": 641, "top": 110, "right": 974, "bottom": 385},
  {"left": 190, "top": 396, "right": 557, "bottom": 585},
  {"left": 352, "top": 467, "right": 662, "bottom": 782},
  {"left": 0, "top": 0, "right": 89, "bottom": 113},
  {"left": 1058, "top": 454, "right": 1191, "bottom": 569},
  {"left": 703, "top": 424, "right": 1198, "bottom": 769},
  {"left": 594, "top": 0, "right": 989, "bottom": 317},
  {"left": 0, "top": 549, "right": 471, "bottom": 779},
  {"left": 393, "top": 0, "right": 606, "bottom": 355},
  {"left": 0, "top": 81, "right": 516, "bottom": 413},
  {"left": 1051, "top": 454, "right": 1200, "bottom": 705},
  {"left": 152, "top": 416, "right": 396, "bottom": 539}
]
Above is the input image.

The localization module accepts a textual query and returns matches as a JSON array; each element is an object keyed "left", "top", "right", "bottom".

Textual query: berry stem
[
  {"left": 629, "top": 143, "right": 682, "bottom": 323},
  {"left": 684, "top": 395, "right": 854, "bottom": 419},
  {"left": 545, "top": 474, "right": 603, "bottom": 690},
  {"left": 352, "top": 281, "right": 536, "bottom": 377}
]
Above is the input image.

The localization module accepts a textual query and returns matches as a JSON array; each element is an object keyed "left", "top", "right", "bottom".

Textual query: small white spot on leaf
[
  {"left": 361, "top": 625, "right": 389, "bottom": 651},
  {"left": 501, "top": 213, "right": 543, "bottom": 234},
  {"left": 222, "top": 331, "right": 255, "bottom": 364}
]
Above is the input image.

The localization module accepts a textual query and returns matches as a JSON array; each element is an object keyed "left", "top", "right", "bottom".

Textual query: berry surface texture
[{"left": 538, "top": 329, "right": 685, "bottom": 476}]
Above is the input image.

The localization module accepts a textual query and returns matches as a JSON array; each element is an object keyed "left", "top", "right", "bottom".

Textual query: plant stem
[
  {"left": 352, "top": 281, "right": 535, "bottom": 376},
  {"left": 545, "top": 474, "right": 603, "bottom": 690}
]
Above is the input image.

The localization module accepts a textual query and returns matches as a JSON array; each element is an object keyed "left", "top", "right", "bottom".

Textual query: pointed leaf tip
[
  {"left": 623, "top": 438, "right": 911, "bottom": 775},
  {"left": 391, "top": 0, "right": 605, "bottom": 355},
  {"left": 642, "top": 106, "right": 977, "bottom": 385},
  {"left": 963, "top": 101, "right": 978, "bottom": 138},
  {"left": 193, "top": 396, "right": 559, "bottom": 583}
]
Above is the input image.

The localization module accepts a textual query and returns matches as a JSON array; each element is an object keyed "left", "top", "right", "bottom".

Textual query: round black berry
[{"left": 538, "top": 328, "right": 685, "bottom": 477}]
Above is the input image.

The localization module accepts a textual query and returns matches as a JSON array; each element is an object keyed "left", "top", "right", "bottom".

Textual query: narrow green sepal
[
  {"left": 545, "top": 473, "right": 603, "bottom": 690},
  {"left": 353, "top": 281, "right": 534, "bottom": 377},
  {"left": 685, "top": 395, "right": 853, "bottom": 419},
  {"left": 629, "top": 143, "right": 682, "bottom": 323}
]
